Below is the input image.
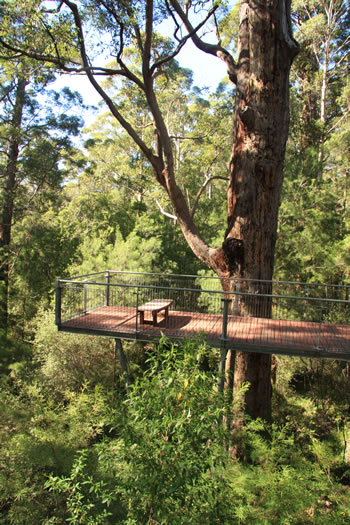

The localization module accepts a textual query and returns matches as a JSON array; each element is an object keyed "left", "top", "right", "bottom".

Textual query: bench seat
[{"left": 137, "top": 299, "right": 173, "bottom": 326}]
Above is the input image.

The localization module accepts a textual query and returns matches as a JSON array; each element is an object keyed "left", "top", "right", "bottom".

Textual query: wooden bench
[{"left": 137, "top": 299, "right": 173, "bottom": 326}]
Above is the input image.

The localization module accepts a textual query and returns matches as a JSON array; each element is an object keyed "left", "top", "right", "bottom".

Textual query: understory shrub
[{"left": 1, "top": 337, "right": 349, "bottom": 524}]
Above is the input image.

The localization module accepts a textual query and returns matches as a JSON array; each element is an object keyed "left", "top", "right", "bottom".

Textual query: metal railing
[
  {"left": 55, "top": 271, "right": 350, "bottom": 358},
  {"left": 56, "top": 270, "right": 350, "bottom": 320}
]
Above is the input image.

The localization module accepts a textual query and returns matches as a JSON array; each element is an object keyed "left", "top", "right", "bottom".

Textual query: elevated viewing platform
[{"left": 55, "top": 271, "right": 350, "bottom": 361}]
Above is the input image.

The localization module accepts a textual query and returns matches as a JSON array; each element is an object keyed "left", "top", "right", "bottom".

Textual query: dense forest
[{"left": 0, "top": 0, "right": 349, "bottom": 523}]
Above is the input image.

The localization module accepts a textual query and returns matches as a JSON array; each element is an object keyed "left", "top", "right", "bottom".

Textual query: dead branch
[{"left": 156, "top": 199, "right": 177, "bottom": 221}]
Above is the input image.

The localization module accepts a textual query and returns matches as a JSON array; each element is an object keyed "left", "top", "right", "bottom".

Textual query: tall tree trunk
[
  {"left": 318, "top": 31, "right": 330, "bottom": 181},
  {"left": 0, "top": 78, "right": 27, "bottom": 332},
  {"left": 160, "top": 0, "right": 298, "bottom": 421},
  {"left": 215, "top": 0, "right": 299, "bottom": 420}
]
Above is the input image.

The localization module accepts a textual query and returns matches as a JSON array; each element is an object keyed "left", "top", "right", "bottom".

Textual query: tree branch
[
  {"left": 150, "top": 4, "right": 218, "bottom": 75},
  {"left": 0, "top": 38, "right": 144, "bottom": 84},
  {"left": 43, "top": 1, "right": 64, "bottom": 15},
  {"left": 41, "top": 18, "right": 64, "bottom": 67},
  {"left": 142, "top": 0, "right": 170, "bottom": 177},
  {"left": 97, "top": 0, "right": 145, "bottom": 88},
  {"left": 168, "top": 0, "right": 238, "bottom": 84},
  {"left": 191, "top": 174, "right": 228, "bottom": 220},
  {"left": 139, "top": 0, "right": 217, "bottom": 269},
  {"left": 0, "top": 37, "right": 78, "bottom": 70},
  {"left": 0, "top": 83, "right": 16, "bottom": 104},
  {"left": 156, "top": 199, "right": 177, "bottom": 221},
  {"left": 62, "top": 0, "right": 164, "bottom": 178},
  {"left": 169, "top": 134, "right": 209, "bottom": 141},
  {"left": 143, "top": 0, "right": 154, "bottom": 75}
]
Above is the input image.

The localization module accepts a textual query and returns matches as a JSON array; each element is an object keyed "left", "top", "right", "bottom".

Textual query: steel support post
[
  {"left": 105, "top": 271, "right": 110, "bottom": 306},
  {"left": 218, "top": 298, "right": 232, "bottom": 393},
  {"left": 115, "top": 338, "right": 129, "bottom": 393},
  {"left": 135, "top": 287, "right": 139, "bottom": 333},
  {"left": 83, "top": 279, "right": 88, "bottom": 314}
]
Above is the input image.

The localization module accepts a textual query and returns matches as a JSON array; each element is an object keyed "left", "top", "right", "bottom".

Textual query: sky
[
  {"left": 53, "top": 43, "right": 229, "bottom": 128},
  {"left": 51, "top": 13, "right": 231, "bottom": 129}
]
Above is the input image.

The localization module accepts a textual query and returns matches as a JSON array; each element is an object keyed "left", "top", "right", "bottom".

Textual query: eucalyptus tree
[
  {"left": 291, "top": 0, "right": 350, "bottom": 179},
  {"left": 0, "top": 64, "right": 83, "bottom": 332},
  {"left": 274, "top": 0, "right": 349, "bottom": 285},
  {"left": 0, "top": 75, "right": 27, "bottom": 332},
  {"left": 0, "top": 0, "right": 299, "bottom": 419}
]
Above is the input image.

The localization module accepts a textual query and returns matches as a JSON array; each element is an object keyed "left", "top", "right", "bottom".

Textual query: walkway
[{"left": 59, "top": 300, "right": 350, "bottom": 360}]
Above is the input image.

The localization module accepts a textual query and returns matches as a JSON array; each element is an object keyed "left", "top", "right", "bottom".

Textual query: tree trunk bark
[
  {"left": 165, "top": 0, "right": 298, "bottom": 421},
  {"left": 218, "top": 0, "right": 298, "bottom": 420},
  {"left": 0, "top": 78, "right": 27, "bottom": 332},
  {"left": 318, "top": 31, "right": 330, "bottom": 181}
]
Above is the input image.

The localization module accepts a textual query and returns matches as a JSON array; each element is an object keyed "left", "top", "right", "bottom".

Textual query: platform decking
[
  {"left": 56, "top": 271, "right": 350, "bottom": 360},
  {"left": 59, "top": 304, "right": 350, "bottom": 360}
]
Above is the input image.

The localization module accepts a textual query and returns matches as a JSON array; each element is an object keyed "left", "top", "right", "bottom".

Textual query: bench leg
[
  {"left": 139, "top": 311, "right": 144, "bottom": 324},
  {"left": 152, "top": 311, "right": 158, "bottom": 326}
]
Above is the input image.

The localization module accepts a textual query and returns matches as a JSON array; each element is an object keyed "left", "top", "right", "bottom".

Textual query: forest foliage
[{"left": 0, "top": 0, "right": 349, "bottom": 523}]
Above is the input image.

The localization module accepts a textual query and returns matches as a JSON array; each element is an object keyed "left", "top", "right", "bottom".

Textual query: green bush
[
  {"left": 32, "top": 310, "right": 117, "bottom": 394},
  {"left": 1, "top": 337, "right": 350, "bottom": 524},
  {"left": 47, "top": 339, "right": 350, "bottom": 524},
  {"left": 0, "top": 329, "right": 32, "bottom": 376},
  {"left": 0, "top": 381, "right": 118, "bottom": 524}
]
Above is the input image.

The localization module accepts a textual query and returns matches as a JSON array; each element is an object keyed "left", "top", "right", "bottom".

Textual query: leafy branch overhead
[{"left": 0, "top": 2, "right": 234, "bottom": 217}]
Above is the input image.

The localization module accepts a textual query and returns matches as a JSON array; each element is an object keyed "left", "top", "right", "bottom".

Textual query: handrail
[
  {"left": 56, "top": 279, "right": 350, "bottom": 304},
  {"left": 63, "top": 270, "right": 350, "bottom": 290},
  {"left": 103, "top": 270, "right": 350, "bottom": 288}
]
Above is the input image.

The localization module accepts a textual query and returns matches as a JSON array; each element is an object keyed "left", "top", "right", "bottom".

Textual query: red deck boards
[{"left": 60, "top": 305, "right": 350, "bottom": 358}]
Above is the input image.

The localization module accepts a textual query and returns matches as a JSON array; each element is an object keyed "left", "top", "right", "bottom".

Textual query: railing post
[
  {"left": 316, "top": 304, "right": 325, "bottom": 350},
  {"left": 233, "top": 282, "right": 240, "bottom": 315},
  {"left": 135, "top": 287, "right": 139, "bottom": 333},
  {"left": 83, "top": 279, "right": 88, "bottom": 314},
  {"left": 55, "top": 279, "right": 61, "bottom": 326},
  {"left": 105, "top": 271, "right": 110, "bottom": 306},
  {"left": 221, "top": 297, "right": 231, "bottom": 341},
  {"left": 218, "top": 298, "right": 232, "bottom": 393}
]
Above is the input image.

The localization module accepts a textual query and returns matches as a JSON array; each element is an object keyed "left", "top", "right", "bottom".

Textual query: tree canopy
[{"left": 0, "top": 1, "right": 349, "bottom": 522}]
